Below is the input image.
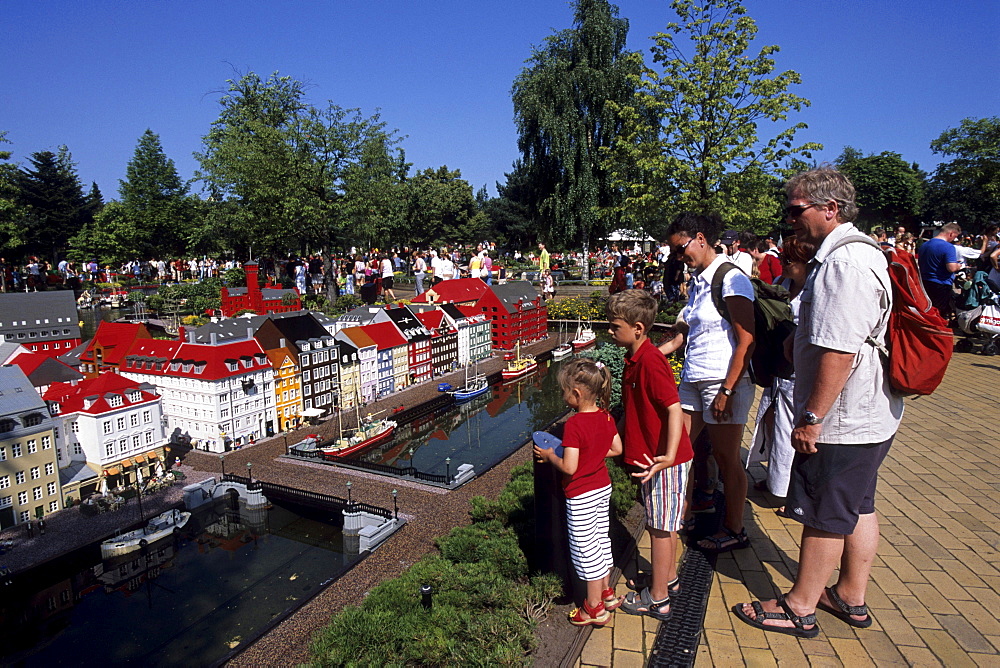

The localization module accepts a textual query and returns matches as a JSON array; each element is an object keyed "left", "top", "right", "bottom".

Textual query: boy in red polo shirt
[{"left": 608, "top": 290, "right": 693, "bottom": 620}]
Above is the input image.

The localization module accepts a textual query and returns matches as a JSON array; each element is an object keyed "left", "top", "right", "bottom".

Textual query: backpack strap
[
  {"left": 822, "top": 235, "right": 891, "bottom": 357},
  {"left": 710, "top": 262, "right": 740, "bottom": 323}
]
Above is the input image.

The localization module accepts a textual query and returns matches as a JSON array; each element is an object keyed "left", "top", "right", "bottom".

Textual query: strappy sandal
[
  {"left": 732, "top": 594, "right": 819, "bottom": 638},
  {"left": 602, "top": 587, "right": 622, "bottom": 612},
  {"left": 625, "top": 573, "right": 681, "bottom": 596},
  {"left": 816, "top": 585, "right": 872, "bottom": 628},
  {"left": 568, "top": 599, "right": 610, "bottom": 626},
  {"left": 620, "top": 587, "right": 671, "bottom": 621},
  {"left": 696, "top": 527, "right": 750, "bottom": 553}
]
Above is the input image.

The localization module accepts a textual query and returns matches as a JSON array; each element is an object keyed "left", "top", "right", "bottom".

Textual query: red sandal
[
  {"left": 602, "top": 587, "right": 622, "bottom": 612},
  {"left": 569, "top": 599, "right": 610, "bottom": 626}
]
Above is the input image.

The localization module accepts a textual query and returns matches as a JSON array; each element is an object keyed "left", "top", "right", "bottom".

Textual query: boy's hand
[
  {"left": 630, "top": 453, "right": 675, "bottom": 484},
  {"left": 533, "top": 445, "right": 554, "bottom": 464}
]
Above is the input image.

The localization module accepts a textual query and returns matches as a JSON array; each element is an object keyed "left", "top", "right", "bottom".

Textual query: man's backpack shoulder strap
[
  {"left": 822, "top": 234, "right": 892, "bottom": 355},
  {"left": 710, "top": 261, "right": 740, "bottom": 323}
]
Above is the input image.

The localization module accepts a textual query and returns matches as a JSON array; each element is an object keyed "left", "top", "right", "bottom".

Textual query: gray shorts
[
  {"left": 786, "top": 435, "right": 894, "bottom": 535},
  {"left": 679, "top": 376, "right": 754, "bottom": 425}
]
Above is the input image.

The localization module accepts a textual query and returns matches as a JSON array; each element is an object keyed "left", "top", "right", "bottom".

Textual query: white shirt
[
  {"left": 794, "top": 223, "right": 903, "bottom": 444},
  {"left": 725, "top": 249, "right": 753, "bottom": 275},
  {"left": 380, "top": 258, "right": 393, "bottom": 279},
  {"left": 679, "top": 255, "right": 755, "bottom": 382},
  {"left": 438, "top": 258, "right": 455, "bottom": 279}
]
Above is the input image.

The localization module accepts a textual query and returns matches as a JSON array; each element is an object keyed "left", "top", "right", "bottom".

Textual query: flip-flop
[
  {"left": 816, "top": 585, "right": 872, "bottom": 628},
  {"left": 732, "top": 595, "right": 819, "bottom": 638}
]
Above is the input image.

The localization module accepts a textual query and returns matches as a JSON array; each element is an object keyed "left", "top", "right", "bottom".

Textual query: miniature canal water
[
  {"left": 355, "top": 354, "right": 575, "bottom": 479},
  {"left": 0, "top": 496, "right": 359, "bottom": 667}
]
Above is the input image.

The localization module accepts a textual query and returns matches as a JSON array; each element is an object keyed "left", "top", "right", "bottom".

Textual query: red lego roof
[
  {"left": 415, "top": 309, "right": 444, "bottom": 331},
  {"left": 337, "top": 326, "right": 377, "bottom": 349},
  {"left": 121, "top": 338, "right": 270, "bottom": 380},
  {"left": 361, "top": 321, "right": 407, "bottom": 350},
  {"left": 410, "top": 277, "right": 489, "bottom": 304},
  {"left": 82, "top": 321, "right": 149, "bottom": 364},
  {"left": 8, "top": 350, "right": 49, "bottom": 376},
  {"left": 43, "top": 372, "right": 158, "bottom": 415}
]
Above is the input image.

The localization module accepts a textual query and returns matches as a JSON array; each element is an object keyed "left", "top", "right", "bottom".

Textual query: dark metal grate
[
  {"left": 647, "top": 492, "right": 723, "bottom": 667},
  {"left": 647, "top": 548, "right": 717, "bottom": 667}
]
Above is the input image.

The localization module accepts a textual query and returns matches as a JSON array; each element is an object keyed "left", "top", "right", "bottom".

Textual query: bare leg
[
  {"left": 737, "top": 523, "right": 843, "bottom": 629},
  {"left": 648, "top": 527, "right": 677, "bottom": 603},
  {"left": 817, "top": 511, "right": 879, "bottom": 621},
  {"left": 697, "top": 423, "right": 747, "bottom": 547}
]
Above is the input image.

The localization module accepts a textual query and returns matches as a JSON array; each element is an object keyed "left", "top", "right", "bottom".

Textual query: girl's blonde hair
[{"left": 558, "top": 357, "right": 612, "bottom": 409}]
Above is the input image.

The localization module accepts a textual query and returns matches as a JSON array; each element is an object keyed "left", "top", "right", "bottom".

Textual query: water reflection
[
  {"left": 0, "top": 496, "right": 358, "bottom": 667},
  {"left": 357, "top": 358, "right": 571, "bottom": 477}
]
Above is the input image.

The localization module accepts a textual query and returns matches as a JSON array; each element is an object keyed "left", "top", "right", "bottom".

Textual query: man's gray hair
[{"left": 784, "top": 167, "right": 859, "bottom": 223}]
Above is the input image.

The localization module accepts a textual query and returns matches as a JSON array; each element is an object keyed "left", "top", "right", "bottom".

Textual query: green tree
[
  {"left": 0, "top": 131, "right": 27, "bottom": 255},
  {"left": 195, "top": 71, "right": 405, "bottom": 301},
  {"left": 606, "top": 0, "right": 821, "bottom": 233},
  {"left": 481, "top": 161, "right": 540, "bottom": 250},
  {"left": 72, "top": 130, "right": 196, "bottom": 263},
  {"left": 403, "top": 166, "right": 487, "bottom": 248},
  {"left": 512, "top": 0, "right": 640, "bottom": 278},
  {"left": 17, "top": 148, "right": 88, "bottom": 260},
  {"left": 836, "top": 147, "right": 925, "bottom": 231},
  {"left": 926, "top": 117, "right": 1000, "bottom": 231}
]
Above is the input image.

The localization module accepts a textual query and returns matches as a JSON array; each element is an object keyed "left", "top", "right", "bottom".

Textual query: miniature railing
[{"left": 221, "top": 473, "right": 392, "bottom": 519}]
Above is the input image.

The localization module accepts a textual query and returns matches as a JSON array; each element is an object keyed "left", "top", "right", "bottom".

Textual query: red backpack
[{"left": 828, "top": 236, "right": 953, "bottom": 396}]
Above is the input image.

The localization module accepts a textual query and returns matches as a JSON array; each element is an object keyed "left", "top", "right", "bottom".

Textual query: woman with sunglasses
[
  {"left": 657, "top": 212, "right": 756, "bottom": 553},
  {"left": 748, "top": 235, "right": 815, "bottom": 517}
]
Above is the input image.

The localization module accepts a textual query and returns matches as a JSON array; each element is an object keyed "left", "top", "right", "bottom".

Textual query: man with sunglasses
[{"left": 734, "top": 167, "right": 903, "bottom": 639}]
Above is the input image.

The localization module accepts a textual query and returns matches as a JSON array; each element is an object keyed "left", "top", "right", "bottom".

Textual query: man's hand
[
  {"left": 630, "top": 453, "right": 675, "bottom": 484},
  {"left": 791, "top": 423, "right": 823, "bottom": 454}
]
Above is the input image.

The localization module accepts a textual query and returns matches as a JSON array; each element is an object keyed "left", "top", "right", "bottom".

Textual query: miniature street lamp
[
  {"left": 246, "top": 461, "right": 252, "bottom": 482},
  {"left": 219, "top": 453, "right": 226, "bottom": 478},
  {"left": 445, "top": 457, "right": 451, "bottom": 484},
  {"left": 346, "top": 481, "right": 352, "bottom": 506},
  {"left": 392, "top": 489, "right": 398, "bottom": 520}
]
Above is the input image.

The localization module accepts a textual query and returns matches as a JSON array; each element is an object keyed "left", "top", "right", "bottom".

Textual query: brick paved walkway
[{"left": 578, "top": 350, "right": 1000, "bottom": 666}]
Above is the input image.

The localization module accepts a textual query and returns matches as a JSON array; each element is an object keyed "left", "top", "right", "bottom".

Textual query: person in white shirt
[
  {"left": 413, "top": 251, "right": 428, "bottom": 295},
  {"left": 719, "top": 230, "right": 753, "bottom": 275},
  {"left": 657, "top": 213, "right": 756, "bottom": 554},
  {"left": 380, "top": 254, "right": 396, "bottom": 301}
]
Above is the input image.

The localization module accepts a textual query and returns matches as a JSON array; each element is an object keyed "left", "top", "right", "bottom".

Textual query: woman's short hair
[{"left": 665, "top": 212, "right": 723, "bottom": 245}]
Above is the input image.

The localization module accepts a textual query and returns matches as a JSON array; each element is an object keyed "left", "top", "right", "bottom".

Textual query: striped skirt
[{"left": 566, "top": 484, "right": 614, "bottom": 582}]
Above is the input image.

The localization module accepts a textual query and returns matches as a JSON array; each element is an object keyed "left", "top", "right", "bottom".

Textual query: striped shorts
[
  {"left": 642, "top": 462, "right": 691, "bottom": 532},
  {"left": 565, "top": 484, "right": 614, "bottom": 582}
]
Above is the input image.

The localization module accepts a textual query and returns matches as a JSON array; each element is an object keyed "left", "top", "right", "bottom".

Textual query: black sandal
[
  {"left": 816, "top": 585, "right": 872, "bottom": 628},
  {"left": 696, "top": 527, "right": 750, "bottom": 553},
  {"left": 732, "top": 595, "right": 819, "bottom": 638}
]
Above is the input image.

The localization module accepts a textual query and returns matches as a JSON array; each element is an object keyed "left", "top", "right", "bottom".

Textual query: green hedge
[{"left": 309, "top": 460, "right": 637, "bottom": 666}]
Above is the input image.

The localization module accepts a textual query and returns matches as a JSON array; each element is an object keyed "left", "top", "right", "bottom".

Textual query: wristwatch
[
  {"left": 803, "top": 410, "right": 825, "bottom": 425},
  {"left": 720, "top": 386, "right": 734, "bottom": 397}
]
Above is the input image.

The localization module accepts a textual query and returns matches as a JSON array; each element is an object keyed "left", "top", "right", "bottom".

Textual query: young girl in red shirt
[{"left": 535, "top": 358, "right": 623, "bottom": 626}]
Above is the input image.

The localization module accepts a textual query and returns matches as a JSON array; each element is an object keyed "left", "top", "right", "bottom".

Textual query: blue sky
[{"left": 3, "top": 0, "right": 998, "bottom": 200}]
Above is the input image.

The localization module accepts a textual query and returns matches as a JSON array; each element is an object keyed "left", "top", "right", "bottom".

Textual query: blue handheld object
[{"left": 532, "top": 431, "right": 564, "bottom": 458}]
